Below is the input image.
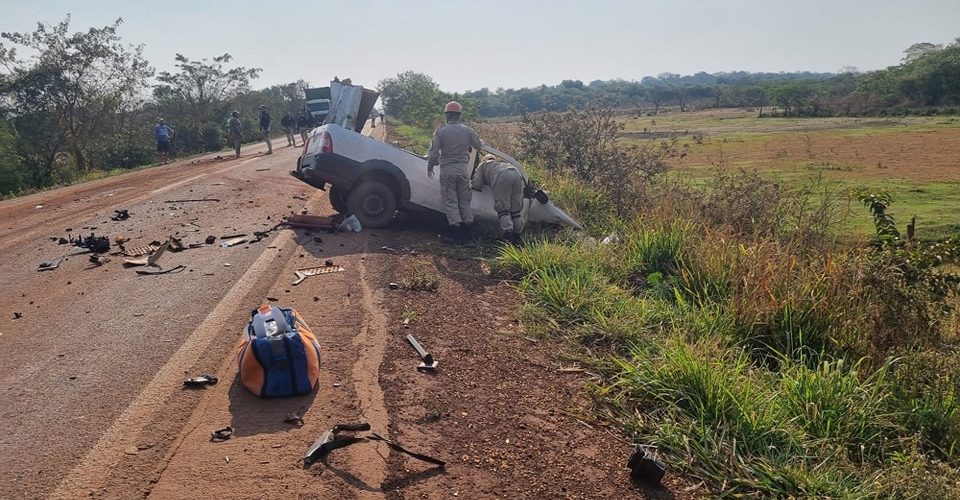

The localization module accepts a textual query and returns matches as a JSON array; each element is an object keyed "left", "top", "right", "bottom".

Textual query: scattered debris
[
  {"left": 13, "top": 312, "right": 23, "bottom": 320},
  {"left": 211, "top": 426, "right": 234, "bottom": 442},
  {"left": 221, "top": 236, "right": 248, "bottom": 248},
  {"left": 266, "top": 296, "right": 278, "bottom": 302},
  {"left": 89, "top": 255, "right": 111, "bottom": 266},
  {"left": 292, "top": 194, "right": 308, "bottom": 201},
  {"left": 313, "top": 236, "right": 323, "bottom": 244},
  {"left": 205, "top": 235, "right": 217, "bottom": 244},
  {"left": 523, "top": 336, "right": 540, "bottom": 343},
  {"left": 284, "top": 414, "right": 305, "bottom": 426},
  {"left": 75, "top": 233, "right": 110, "bottom": 253},
  {"left": 38, "top": 256, "right": 65, "bottom": 271},
  {"left": 558, "top": 367, "right": 586, "bottom": 373},
  {"left": 406, "top": 334, "right": 438, "bottom": 371},
  {"left": 388, "top": 282, "right": 400, "bottom": 290},
  {"left": 121, "top": 242, "right": 161, "bottom": 257},
  {"left": 380, "top": 246, "right": 397, "bottom": 252},
  {"left": 136, "top": 265, "right": 186, "bottom": 275},
  {"left": 35, "top": 205, "right": 44, "bottom": 209},
  {"left": 337, "top": 214, "right": 362, "bottom": 233},
  {"left": 110, "top": 209, "right": 130, "bottom": 221},
  {"left": 164, "top": 198, "right": 220, "bottom": 203},
  {"left": 57, "top": 237, "right": 69, "bottom": 245},
  {"left": 303, "top": 422, "right": 444, "bottom": 467},
  {"left": 183, "top": 374, "right": 219, "bottom": 388},
  {"left": 324, "top": 259, "right": 334, "bottom": 267},
  {"left": 601, "top": 232, "right": 620, "bottom": 245},
  {"left": 285, "top": 214, "right": 343, "bottom": 230},
  {"left": 167, "top": 237, "right": 187, "bottom": 252},
  {"left": 627, "top": 446, "right": 666, "bottom": 485},
  {"left": 292, "top": 265, "right": 344, "bottom": 285}
]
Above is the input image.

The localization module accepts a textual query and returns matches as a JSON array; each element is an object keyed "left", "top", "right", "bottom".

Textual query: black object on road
[
  {"left": 183, "top": 374, "right": 219, "bottom": 388},
  {"left": 627, "top": 446, "right": 666, "bottom": 485},
  {"left": 303, "top": 422, "right": 444, "bottom": 468}
]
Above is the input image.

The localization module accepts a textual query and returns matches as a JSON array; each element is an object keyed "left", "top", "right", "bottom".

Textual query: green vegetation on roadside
[{"left": 477, "top": 109, "right": 960, "bottom": 497}]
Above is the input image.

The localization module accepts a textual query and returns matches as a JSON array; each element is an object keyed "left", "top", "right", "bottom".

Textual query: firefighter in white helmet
[
  {"left": 472, "top": 154, "right": 525, "bottom": 243},
  {"left": 427, "top": 101, "right": 482, "bottom": 244}
]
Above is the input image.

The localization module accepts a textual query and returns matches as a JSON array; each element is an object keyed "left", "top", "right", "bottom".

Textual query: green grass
[
  {"left": 388, "top": 119, "right": 433, "bottom": 156},
  {"left": 495, "top": 210, "right": 960, "bottom": 497}
]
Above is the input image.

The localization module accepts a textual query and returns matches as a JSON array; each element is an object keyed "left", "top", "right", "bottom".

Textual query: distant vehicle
[{"left": 304, "top": 87, "right": 331, "bottom": 123}]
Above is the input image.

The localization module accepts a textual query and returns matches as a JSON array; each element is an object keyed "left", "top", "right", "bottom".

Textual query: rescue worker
[
  {"left": 259, "top": 105, "right": 273, "bottom": 154},
  {"left": 427, "top": 101, "right": 482, "bottom": 244},
  {"left": 472, "top": 154, "right": 525, "bottom": 243},
  {"left": 228, "top": 111, "right": 243, "bottom": 158},
  {"left": 281, "top": 112, "right": 296, "bottom": 147}
]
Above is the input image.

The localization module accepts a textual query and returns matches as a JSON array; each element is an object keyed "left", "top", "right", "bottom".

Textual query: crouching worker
[
  {"left": 472, "top": 155, "right": 525, "bottom": 243},
  {"left": 427, "top": 101, "right": 482, "bottom": 244}
]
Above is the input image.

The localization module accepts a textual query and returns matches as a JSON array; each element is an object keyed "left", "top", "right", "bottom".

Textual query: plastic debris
[{"left": 337, "top": 214, "right": 362, "bottom": 233}]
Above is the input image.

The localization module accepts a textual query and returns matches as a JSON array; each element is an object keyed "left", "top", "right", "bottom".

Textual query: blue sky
[{"left": 2, "top": 0, "right": 958, "bottom": 92}]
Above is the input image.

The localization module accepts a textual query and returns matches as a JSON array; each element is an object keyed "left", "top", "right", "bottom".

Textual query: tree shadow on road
[{"left": 227, "top": 376, "right": 319, "bottom": 437}]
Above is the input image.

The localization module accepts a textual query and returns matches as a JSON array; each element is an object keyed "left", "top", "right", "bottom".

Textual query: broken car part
[
  {"left": 183, "top": 374, "right": 219, "bottom": 387},
  {"left": 284, "top": 414, "right": 305, "bottom": 426},
  {"left": 110, "top": 209, "right": 130, "bottom": 221},
  {"left": 291, "top": 265, "right": 344, "bottom": 285},
  {"left": 136, "top": 264, "right": 186, "bottom": 275},
  {"left": 38, "top": 256, "right": 65, "bottom": 271},
  {"left": 164, "top": 198, "right": 220, "bottom": 203},
  {"left": 74, "top": 233, "right": 110, "bottom": 253},
  {"left": 210, "top": 426, "right": 234, "bottom": 442},
  {"left": 205, "top": 235, "right": 216, "bottom": 244},
  {"left": 89, "top": 255, "right": 110, "bottom": 266},
  {"left": 121, "top": 243, "right": 161, "bottom": 257},
  {"left": 221, "top": 236, "right": 248, "bottom": 248},
  {"left": 405, "top": 334, "right": 438, "bottom": 371},
  {"left": 284, "top": 214, "right": 344, "bottom": 230},
  {"left": 303, "top": 422, "right": 444, "bottom": 468},
  {"left": 627, "top": 446, "right": 666, "bottom": 485}
]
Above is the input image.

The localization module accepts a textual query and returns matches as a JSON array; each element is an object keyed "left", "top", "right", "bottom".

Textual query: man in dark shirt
[
  {"left": 259, "top": 105, "right": 273, "bottom": 155},
  {"left": 228, "top": 111, "right": 243, "bottom": 158},
  {"left": 281, "top": 112, "right": 296, "bottom": 147},
  {"left": 296, "top": 112, "right": 310, "bottom": 144}
]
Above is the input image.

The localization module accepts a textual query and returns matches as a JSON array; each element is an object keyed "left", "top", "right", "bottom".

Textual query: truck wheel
[
  {"left": 328, "top": 185, "right": 348, "bottom": 214},
  {"left": 347, "top": 181, "right": 396, "bottom": 228}
]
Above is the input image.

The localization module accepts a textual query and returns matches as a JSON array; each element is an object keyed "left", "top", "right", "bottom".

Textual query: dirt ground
[
  {"left": 676, "top": 126, "right": 960, "bottom": 182},
  {"left": 0, "top": 125, "right": 695, "bottom": 499}
]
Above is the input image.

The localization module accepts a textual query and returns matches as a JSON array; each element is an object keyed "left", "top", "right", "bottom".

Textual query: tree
[
  {"left": 903, "top": 42, "right": 943, "bottom": 63},
  {"left": 378, "top": 71, "right": 445, "bottom": 127},
  {"left": 0, "top": 16, "right": 153, "bottom": 174},
  {"left": 154, "top": 53, "right": 260, "bottom": 150}
]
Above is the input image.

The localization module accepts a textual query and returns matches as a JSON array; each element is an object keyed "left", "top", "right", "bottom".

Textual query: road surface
[{"left": 0, "top": 125, "right": 690, "bottom": 499}]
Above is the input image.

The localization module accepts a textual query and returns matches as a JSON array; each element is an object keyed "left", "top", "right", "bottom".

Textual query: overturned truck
[{"left": 291, "top": 81, "right": 583, "bottom": 230}]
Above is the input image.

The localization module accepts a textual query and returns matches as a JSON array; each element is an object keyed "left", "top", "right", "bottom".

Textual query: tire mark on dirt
[{"left": 345, "top": 239, "right": 391, "bottom": 498}]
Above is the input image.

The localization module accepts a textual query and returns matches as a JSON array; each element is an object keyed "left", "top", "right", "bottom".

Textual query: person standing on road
[
  {"left": 229, "top": 111, "right": 243, "bottom": 158},
  {"left": 427, "top": 101, "right": 482, "bottom": 244},
  {"left": 153, "top": 118, "right": 175, "bottom": 164},
  {"left": 259, "top": 105, "right": 273, "bottom": 155},
  {"left": 472, "top": 154, "right": 526, "bottom": 244},
  {"left": 297, "top": 111, "right": 310, "bottom": 144},
  {"left": 281, "top": 112, "right": 296, "bottom": 147}
]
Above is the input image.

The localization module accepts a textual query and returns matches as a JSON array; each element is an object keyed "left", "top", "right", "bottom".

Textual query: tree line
[
  {"left": 381, "top": 39, "right": 960, "bottom": 122},
  {"left": 0, "top": 16, "right": 310, "bottom": 196}
]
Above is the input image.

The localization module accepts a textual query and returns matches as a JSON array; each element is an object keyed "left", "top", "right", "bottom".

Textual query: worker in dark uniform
[
  {"left": 281, "top": 112, "right": 296, "bottom": 147},
  {"left": 259, "top": 105, "right": 273, "bottom": 155},
  {"left": 427, "top": 101, "right": 482, "bottom": 244}
]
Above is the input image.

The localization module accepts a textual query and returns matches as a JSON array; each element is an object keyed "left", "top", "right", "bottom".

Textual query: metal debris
[
  {"left": 292, "top": 265, "right": 344, "bottom": 285},
  {"left": 627, "top": 446, "right": 666, "bottom": 485},
  {"left": 136, "top": 265, "right": 186, "bottom": 275},
  {"left": 183, "top": 374, "right": 219, "bottom": 387},
  {"left": 406, "top": 334, "right": 438, "bottom": 371},
  {"left": 74, "top": 233, "right": 110, "bottom": 253},
  {"left": 164, "top": 198, "right": 221, "bottom": 203},
  {"left": 38, "top": 257, "right": 65, "bottom": 271},
  {"left": 89, "top": 255, "right": 111, "bottom": 266},
  {"left": 121, "top": 243, "right": 161, "bottom": 257},
  {"left": 110, "top": 209, "right": 130, "bottom": 221},
  {"left": 221, "top": 236, "right": 248, "bottom": 248},
  {"left": 210, "top": 426, "right": 234, "bottom": 442}
]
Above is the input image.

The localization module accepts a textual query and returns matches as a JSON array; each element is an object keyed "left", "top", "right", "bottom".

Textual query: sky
[{"left": 2, "top": 0, "right": 959, "bottom": 93}]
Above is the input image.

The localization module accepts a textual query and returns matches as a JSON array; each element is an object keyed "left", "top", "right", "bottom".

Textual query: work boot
[
  {"left": 440, "top": 225, "right": 461, "bottom": 245},
  {"left": 511, "top": 232, "right": 523, "bottom": 246}
]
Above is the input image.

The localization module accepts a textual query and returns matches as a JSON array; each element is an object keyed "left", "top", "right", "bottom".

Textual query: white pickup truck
[{"left": 291, "top": 122, "right": 584, "bottom": 230}]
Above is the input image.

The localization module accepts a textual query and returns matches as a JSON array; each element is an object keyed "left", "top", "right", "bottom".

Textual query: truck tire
[
  {"left": 347, "top": 181, "right": 396, "bottom": 228},
  {"left": 328, "top": 185, "right": 348, "bottom": 214}
]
